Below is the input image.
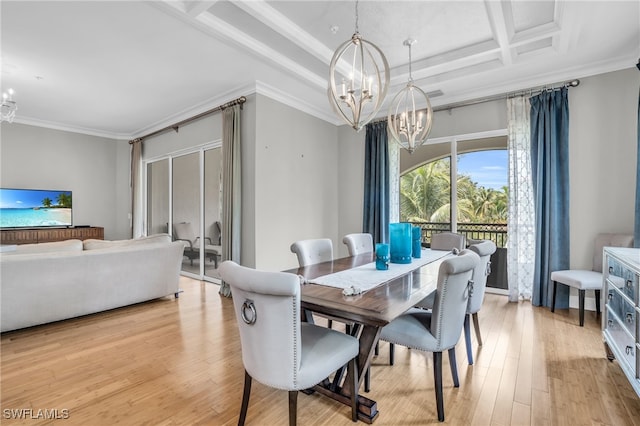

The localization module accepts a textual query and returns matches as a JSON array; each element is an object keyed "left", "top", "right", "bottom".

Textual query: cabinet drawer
[
  {"left": 606, "top": 286, "right": 637, "bottom": 337},
  {"left": 608, "top": 258, "right": 639, "bottom": 302},
  {"left": 605, "top": 311, "right": 636, "bottom": 373}
]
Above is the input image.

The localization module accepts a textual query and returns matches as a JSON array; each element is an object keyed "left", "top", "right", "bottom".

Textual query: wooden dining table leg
[{"left": 352, "top": 325, "right": 382, "bottom": 391}]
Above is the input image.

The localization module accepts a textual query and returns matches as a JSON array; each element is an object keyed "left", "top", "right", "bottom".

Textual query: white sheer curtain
[
  {"left": 507, "top": 96, "right": 535, "bottom": 302},
  {"left": 388, "top": 133, "right": 400, "bottom": 223}
]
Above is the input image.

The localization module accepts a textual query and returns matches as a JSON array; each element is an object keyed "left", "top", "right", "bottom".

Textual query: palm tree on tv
[
  {"left": 41, "top": 197, "right": 52, "bottom": 208},
  {"left": 56, "top": 192, "right": 72, "bottom": 208}
]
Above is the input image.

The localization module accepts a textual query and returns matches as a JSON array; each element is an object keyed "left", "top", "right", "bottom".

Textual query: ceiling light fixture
[
  {"left": 1, "top": 88, "right": 17, "bottom": 123},
  {"left": 388, "top": 39, "right": 433, "bottom": 154},
  {"left": 328, "top": 0, "right": 389, "bottom": 131}
]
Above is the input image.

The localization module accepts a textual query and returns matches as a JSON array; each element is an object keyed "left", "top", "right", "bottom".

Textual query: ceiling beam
[
  {"left": 484, "top": 0, "right": 514, "bottom": 66},
  {"left": 155, "top": 1, "right": 327, "bottom": 90},
  {"left": 233, "top": 0, "right": 334, "bottom": 65},
  {"left": 186, "top": 0, "right": 219, "bottom": 18}
]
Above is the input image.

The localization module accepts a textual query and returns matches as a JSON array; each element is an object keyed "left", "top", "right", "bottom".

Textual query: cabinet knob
[
  {"left": 626, "top": 345, "right": 633, "bottom": 355},
  {"left": 626, "top": 312, "right": 634, "bottom": 324},
  {"left": 608, "top": 293, "right": 613, "bottom": 301},
  {"left": 609, "top": 266, "right": 614, "bottom": 274},
  {"left": 608, "top": 319, "right": 613, "bottom": 326},
  {"left": 626, "top": 279, "right": 633, "bottom": 288}
]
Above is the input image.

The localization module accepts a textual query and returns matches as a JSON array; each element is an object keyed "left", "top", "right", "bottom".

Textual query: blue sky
[
  {"left": 457, "top": 150, "right": 507, "bottom": 190},
  {"left": 0, "top": 189, "right": 71, "bottom": 209}
]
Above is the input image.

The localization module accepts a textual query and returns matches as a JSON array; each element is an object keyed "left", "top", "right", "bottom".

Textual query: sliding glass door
[{"left": 145, "top": 143, "right": 222, "bottom": 282}]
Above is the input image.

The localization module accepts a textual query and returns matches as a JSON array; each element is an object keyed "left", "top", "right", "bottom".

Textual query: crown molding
[
  {"left": 10, "top": 117, "right": 131, "bottom": 140},
  {"left": 254, "top": 80, "right": 341, "bottom": 126}
]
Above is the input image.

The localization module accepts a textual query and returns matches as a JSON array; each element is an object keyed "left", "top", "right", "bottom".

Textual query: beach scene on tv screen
[{"left": 0, "top": 189, "right": 72, "bottom": 228}]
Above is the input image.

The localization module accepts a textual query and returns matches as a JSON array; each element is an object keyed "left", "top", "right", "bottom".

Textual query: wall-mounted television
[{"left": 0, "top": 188, "right": 73, "bottom": 229}]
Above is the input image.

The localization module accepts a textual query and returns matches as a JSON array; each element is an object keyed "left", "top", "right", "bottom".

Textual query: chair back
[
  {"left": 290, "top": 238, "right": 333, "bottom": 267},
  {"left": 173, "top": 222, "right": 196, "bottom": 247},
  {"left": 342, "top": 233, "right": 374, "bottom": 256},
  {"left": 467, "top": 240, "right": 497, "bottom": 314},
  {"left": 218, "top": 261, "right": 302, "bottom": 390},
  {"left": 430, "top": 250, "right": 480, "bottom": 351},
  {"left": 592, "top": 233, "right": 634, "bottom": 272},
  {"left": 212, "top": 221, "right": 222, "bottom": 245},
  {"left": 431, "top": 232, "right": 466, "bottom": 251}
]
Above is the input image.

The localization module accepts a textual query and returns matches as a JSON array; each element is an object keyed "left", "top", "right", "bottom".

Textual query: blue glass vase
[
  {"left": 412, "top": 226, "right": 422, "bottom": 258},
  {"left": 375, "top": 243, "right": 389, "bottom": 270},
  {"left": 389, "top": 222, "right": 412, "bottom": 264}
]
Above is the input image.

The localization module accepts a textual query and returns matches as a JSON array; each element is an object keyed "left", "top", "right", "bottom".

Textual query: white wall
[
  {"left": 253, "top": 94, "right": 339, "bottom": 271},
  {"left": 336, "top": 124, "right": 366, "bottom": 258},
  {"left": 142, "top": 114, "right": 222, "bottom": 160},
  {"left": 0, "top": 123, "right": 128, "bottom": 240},
  {"left": 568, "top": 67, "right": 639, "bottom": 309}
]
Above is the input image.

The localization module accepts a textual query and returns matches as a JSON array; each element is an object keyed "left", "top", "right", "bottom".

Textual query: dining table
[{"left": 284, "top": 248, "right": 453, "bottom": 423}]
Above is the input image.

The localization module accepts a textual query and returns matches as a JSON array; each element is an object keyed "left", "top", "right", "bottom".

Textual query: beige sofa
[{"left": 0, "top": 234, "right": 184, "bottom": 332}]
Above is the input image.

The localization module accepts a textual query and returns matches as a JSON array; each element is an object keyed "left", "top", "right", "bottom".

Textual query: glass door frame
[{"left": 143, "top": 139, "right": 222, "bottom": 283}]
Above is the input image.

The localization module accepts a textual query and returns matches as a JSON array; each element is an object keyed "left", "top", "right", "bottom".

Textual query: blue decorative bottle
[
  {"left": 412, "top": 226, "right": 422, "bottom": 258},
  {"left": 389, "top": 222, "right": 412, "bottom": 264}
]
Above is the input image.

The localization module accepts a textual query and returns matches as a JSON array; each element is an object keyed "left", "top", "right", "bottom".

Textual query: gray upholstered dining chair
[
  {"left": 379, "top": 249, "right": 480, "bottom": 422},
  {"left": 430, "top": 231, "right": 466, "bottom": 251},
  {"left": 218, "top": 261, "right": 358, "bottom": 426},
  {"left": 415, "top": 240, "right": 497, "bottom": 364},
  {"left": 342, "top": 233, "right": 374, "bottom": 256},
  {"left": 290, "top": 238, "right": 337, "bottom": 328},
  {"left": 290, "top": 238, "right": 333, "bottom": 267},
  {"left": 387, "top": 230, "right": 467, "bottom": 365},
  {"left": 550, "top": 233, "right": 634, "bottom": 326}
]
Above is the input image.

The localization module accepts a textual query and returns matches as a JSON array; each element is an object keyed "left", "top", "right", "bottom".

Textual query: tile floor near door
[{"left": 1, "top": 276, "right": 639, "bottom": 425}]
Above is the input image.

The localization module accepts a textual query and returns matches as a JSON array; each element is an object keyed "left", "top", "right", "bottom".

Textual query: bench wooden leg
[{"left": 579, "top": 289, "right": 585, "bottom": 326}]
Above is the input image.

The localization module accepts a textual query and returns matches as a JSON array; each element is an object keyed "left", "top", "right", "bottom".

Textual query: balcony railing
[
  {"left": 408, "top": 221, "right": 507, "bottom": 248},
  {"left": 408, "top": 221, "right": 508, "bottom": 290}
]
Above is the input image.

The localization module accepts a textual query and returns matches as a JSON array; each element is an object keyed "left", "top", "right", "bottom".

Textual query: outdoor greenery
[{"left": 400, "top": 158, "right": 508, "bottom": 224}]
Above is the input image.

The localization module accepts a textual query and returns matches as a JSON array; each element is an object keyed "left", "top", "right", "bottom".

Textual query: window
[{"left": 400, "top": 148, "right": 508, "bottom": 245}]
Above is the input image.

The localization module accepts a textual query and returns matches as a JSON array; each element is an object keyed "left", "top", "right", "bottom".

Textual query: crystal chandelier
[
  {"left": 388, "top": 40, "right": 433, "bottom": 154},
  {"left": 1, "top": 88, "right": 17, "bottom": 123},
  {"left": 328, "top": 0, "right": 389, "bottom": 131}
]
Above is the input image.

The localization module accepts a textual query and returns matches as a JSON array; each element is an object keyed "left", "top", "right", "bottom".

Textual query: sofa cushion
[
  {"left": 3, "top": 239, "right": 83, "bottom": 255},
  {"left": 83, "top": 233, "right": 171, "bottom": 250}
]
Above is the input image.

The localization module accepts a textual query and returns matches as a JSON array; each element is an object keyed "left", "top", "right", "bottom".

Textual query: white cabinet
[{"left": 603, "top": 247, "right": 640, "bottom": 397}]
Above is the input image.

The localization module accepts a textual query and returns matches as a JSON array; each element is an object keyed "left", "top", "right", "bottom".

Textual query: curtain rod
[
  {"left": 433, "top": 78, "right": 579, "bottom": 112},
  {"left": 129, "top": 95, "right": 246, "bottom": 144},
  {"left": 370, "top": 78, "right": 579, "bottom": 124}
]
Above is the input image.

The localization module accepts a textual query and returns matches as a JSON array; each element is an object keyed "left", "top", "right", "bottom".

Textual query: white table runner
[{"left": 308, "top": 249, "right": 451, "bottom": 292}]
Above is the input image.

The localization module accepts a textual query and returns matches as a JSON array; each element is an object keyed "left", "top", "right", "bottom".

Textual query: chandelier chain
[
  {"left": 354, "top": 0, "right": 359, "bottom": 33},
  {"left": 408, "top": 43, "right": 413, "bottom": 82}
]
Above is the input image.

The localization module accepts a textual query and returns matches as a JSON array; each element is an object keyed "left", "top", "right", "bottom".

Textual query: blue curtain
[
  {"left": 530, "top": 88, "right": 570, "bottom": 308},
  {"left": 363, "top": 121, "right": 390, "bottom": 244},
  {"left": 635, "top": 86, "right": 640, "bottom": 248}
]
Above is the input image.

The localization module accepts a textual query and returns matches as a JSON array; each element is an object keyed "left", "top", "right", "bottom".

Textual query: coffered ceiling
[{"left": 1, "top": 1, "right": 638, "bottom": 139}]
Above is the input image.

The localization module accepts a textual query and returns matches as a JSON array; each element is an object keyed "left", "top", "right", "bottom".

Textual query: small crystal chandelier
[
  {"left": 328, "top": 0, "right": 389, "bottom": 131},
  {"left": 388, "top": 39, "right": 433, "bottom": 154},
  {"left": 1, "top": 88, "right": 17, "bottom": 123}
]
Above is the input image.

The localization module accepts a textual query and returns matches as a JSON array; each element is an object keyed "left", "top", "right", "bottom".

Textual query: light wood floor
[{"left": 2, "top": 276, "right": 639, "bottom": 425}]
